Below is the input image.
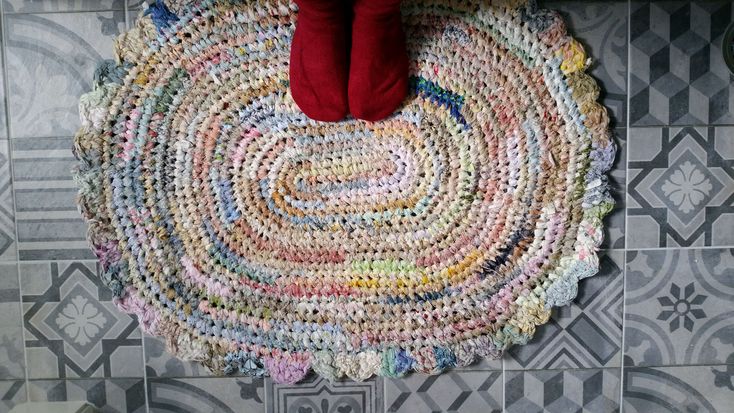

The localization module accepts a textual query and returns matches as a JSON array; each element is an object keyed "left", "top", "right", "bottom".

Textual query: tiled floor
[{"left": 0, "top": 0, "right": 731, "bottom": 412}]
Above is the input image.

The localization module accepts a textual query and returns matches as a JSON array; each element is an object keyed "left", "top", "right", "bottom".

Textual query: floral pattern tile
[
  {"left": 148, "top": 377, "right": 264, "bottom": 413},
  {"left": 268, "top": 374, "right": 382, "bottom": 413},
  {"left": 504, "top": 250, "right": 624, "bottom": 369},
  {"left": 623, "top": 365, "right": 734, "bottom": 413},
  {"left": 20, "top": 261, "right": 143, "bottom": 379},
  {"left": 625, "top": 248, "right": 734, "bottom": 367},
  {"left": 27, "top": 378, "right": 146, "bottom": 413},
  {"left": 627, "top": 127, "right": 734, "bottom": 248},
  {"left": 385, "top": 371, "right": 501, "bottom": 413}
]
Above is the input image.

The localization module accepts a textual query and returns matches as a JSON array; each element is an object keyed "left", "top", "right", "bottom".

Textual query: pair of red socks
[{"left": 289, "top": 0, "right": 408, "bottom": 122}]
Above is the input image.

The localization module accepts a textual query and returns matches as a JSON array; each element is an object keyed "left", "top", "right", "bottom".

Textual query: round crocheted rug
[{"left": 74, "top": 0, "right": 615, "bottom": 383}]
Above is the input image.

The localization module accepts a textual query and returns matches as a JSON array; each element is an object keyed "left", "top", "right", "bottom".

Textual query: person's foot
[
  {"left": 289, "top": 0, "right": 350, "bottom": 122},
  {"left": 348, "top": 0, "right": 408, "bottom": 122}
]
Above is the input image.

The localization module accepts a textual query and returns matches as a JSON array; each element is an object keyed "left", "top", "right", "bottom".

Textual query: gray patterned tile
[
  {"left": 630, "top": 1, "right": 734, "bottom": 125},
  {"left": 144, "top": 334, "right": 212, "bottom": 378},
  {"left": 0, "top": 263, "right": 24, "bottom": 380},
  {"left": 548, "top": 1, "right": 628, "bottom": 127},
  {"left": 11, "top": 137, "right": 94, "bottom": 261},
  {"left": 505, "top": 369, "right": 620, "bottom": 413},
  {"left": 625, "top": 248, "right": 734, "bottom": 367},
  {"left": 385, "top": 371, "right": 501, "bottom": 413},
  {"left": 0, "top": 141, "right": 15, "bottom": 262},
  {"left": 505, "top": 250, "right": 623, "bottom": 370},
  {"left": 623, "top": 365, "right": 734, "bottom": 413},
  {"left": 6, "top": 11, "right": 125, "bottom": 140},
  {"left": 2, "top": 0, "right": 125, "bottom": 13},
  {"left": 268, "top": 375, "right": 382, "bottom": 413},
  {"left": 20, "top": 261, "right": 143, "bottom": 379},
  {"left": 149, "top": 377, "right": 264, "bottom": 413},
  {"left": 27, "top": 378, "right": 146, "bottom": 413},
  {"left": 627, "top": 127, "right": 734, "bottom": 248},
  {"left": 0, "top": 380, "right": 26, "bottom": 413}
]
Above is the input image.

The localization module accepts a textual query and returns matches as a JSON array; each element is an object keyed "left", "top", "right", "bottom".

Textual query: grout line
[
  {"left": 141, "top": 331, "right": 150, "bottom": 413},
  {"left": 621, "top": 0, "right": 631, "bottom": 410},
  {"left": 501, "top": 357, "right": 505, "bottom": 412},
  {"left": 626, "top": 123, "right": 734, "bottom": 129},
  {"left": 124, "top": 0, "right": 129, "bottom": 30},
  {"left": 0, "top": 0, "right": 31, "bottom": 402}
]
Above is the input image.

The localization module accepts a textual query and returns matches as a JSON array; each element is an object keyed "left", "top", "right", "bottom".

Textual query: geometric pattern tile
[
  {"left": 0, "top": 380, "right": 26, "bottom": 412},
  {"left": 551, "top": 2, "right": 628, "bottom": 127},
  {"left": 21, "top": 261, "right": 143, "bottom": 379},
  {"left": 10, "top": 135, "right": 95, "bottom": 261},
  {"left": 5, "top": 11, "right": 125, "bottom": 139},
  {"left": 505, "top": 251, "right": 624, "bottom": 369},
  {"left": 268, "top": 374, "right": 382, "bottom": 413},
  {"left": 384, "top": 371, "right": 502, "bottom": 413},
  {"left": 148, "top": 377, "right": 264, "bottom": 413},
  {"left": 0, "top": 140, "right": 15, "bottom": 261},
  {"left": 505, "top": 369, "right": 621, "bottom": 413},
  {"left": 630, "top": 1, "right": 734, "bottom": 125},
  {"left": 627, "top": 127, "right": 734, "bottom": 248},
  {"left": 0, "top": 263, "right": 25, "bottom": 380},
  {"left": 28, "top": 379, "right": 146, "bottom": 413},
  {"left": 625, "top": 249, "right": 734, "bottom": 367},
  {"left": 144, "top": 334, "right": 213, "bottom": 378},
  {"left": 3, "top": 0, "right": 125, "bottom": 13},
  {"left": 623, "top": 365, "right": 734, "bottom": 413}
]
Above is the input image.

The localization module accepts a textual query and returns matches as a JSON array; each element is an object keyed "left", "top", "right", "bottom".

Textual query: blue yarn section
[
  {"left": 144, "top": 0, "right": 179, "bottom": 32},
  {"left": 410, "top": 76, "right": 468, "bottom": 128}
]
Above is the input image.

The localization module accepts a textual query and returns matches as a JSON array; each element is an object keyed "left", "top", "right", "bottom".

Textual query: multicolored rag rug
[{"left": 73, "top": 0, "right": 616, "bottom": 384}]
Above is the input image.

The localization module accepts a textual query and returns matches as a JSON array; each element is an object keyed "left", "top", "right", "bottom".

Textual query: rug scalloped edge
[{"left": 72, "top": 0, "right": 616, "bottom": 383}]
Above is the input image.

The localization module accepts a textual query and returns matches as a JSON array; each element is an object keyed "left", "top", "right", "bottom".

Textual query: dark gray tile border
[{"left": 0, "top": 380, "right": 27, "bottom": 412}]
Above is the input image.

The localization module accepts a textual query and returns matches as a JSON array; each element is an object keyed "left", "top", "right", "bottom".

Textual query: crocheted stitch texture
[{"left": 73, "top": 0, "right": 615, "bottom": 384}]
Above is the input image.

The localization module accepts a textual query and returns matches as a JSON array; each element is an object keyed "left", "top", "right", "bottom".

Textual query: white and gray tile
[
  {"left": 268, "top": 374, "right": 382, "bottom": 413},
  {"left": 21, "top": 261, "right": 143, "bottom": 379},
  {"left": 2, "top": 0, "right": 125, "bottom": 13},
  {"left": 0, "top": 263, "right": 24, "bottom": 380},
  {"left": 27, "top": 378, "right": 146, "bottom": 413},
  {"left": 0, "top": 380, "right": 26, "bottom": 413},
  {"left": 629, "top": 1, "right": 734, "bottom": 125},
  {"left": 0, "top": 141, "right": 15, "bottom": 262},
  {"left": 385, "top": 371, "right": 501, "bottom": 413},
  {"left": 505, "top": 368, "right": 621, "bottom": 413},
  {"left": 148, "top": 377, "right": 264, "bottom": 413},
  {"left": 623, "top": 365, "right": 734, "bottom": 413},
  {"left": 627, "top": 127, "right": 734, "bottom": 248},
  {"left": 625, "top": 248, "right": 734, "bottom": 367}
]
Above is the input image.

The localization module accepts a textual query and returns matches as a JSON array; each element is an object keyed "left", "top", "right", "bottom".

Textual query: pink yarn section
[
  {"left": 114, "top": 287, "right": 160, "bottom": 334},
  {"left": 264, "top": 352, "right": 311, "bottom": 384}
]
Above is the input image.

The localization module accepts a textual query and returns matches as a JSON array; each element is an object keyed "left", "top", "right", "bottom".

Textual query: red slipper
[
  {"left": 349, "top": 0, "right": 409, "bottom": 122},
  {"left": 289, "top": 0, "right": 350, "bottom": 122}
]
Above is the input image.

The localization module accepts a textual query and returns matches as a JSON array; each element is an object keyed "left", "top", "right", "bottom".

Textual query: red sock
[
  {"left": 289, "top": 0, "right": 350, "bottom": 122},
  {"left": 349, "top": 0, "right": 408, "bottom": 122}
]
